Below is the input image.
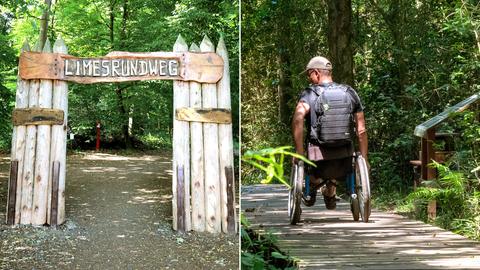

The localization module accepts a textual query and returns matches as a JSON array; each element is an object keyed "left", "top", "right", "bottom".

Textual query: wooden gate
[{"left": 6, "top": 35, "right": 236, "bottom": 234}]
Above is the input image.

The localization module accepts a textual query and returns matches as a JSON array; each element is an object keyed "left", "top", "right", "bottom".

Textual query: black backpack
[{"left": 310, "top": 84, "right": 354, "bottom": 147}]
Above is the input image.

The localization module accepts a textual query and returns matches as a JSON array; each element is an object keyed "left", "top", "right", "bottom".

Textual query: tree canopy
[{"left": 0, "top": 0, "right": 239, "bottom": 150}]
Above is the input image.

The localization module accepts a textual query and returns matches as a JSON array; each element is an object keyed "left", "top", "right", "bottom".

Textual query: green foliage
[
  {"left": 241, "top": 214, "right": 297, "bottom": 270},
  {"left": 0, "top": 0, "right": 238, "bottom": 151},
  {"left": 401, "top": 161, "right": 480, "bottom": 239},
  {"left": 242, "top": 0, "right": 480, "bottom": 240},
  {"left": 242, "top": 146, "right": 315, "bottom": 187}
]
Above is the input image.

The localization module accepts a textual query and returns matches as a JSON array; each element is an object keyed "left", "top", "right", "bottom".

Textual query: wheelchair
[{"left": 288, "top": 152, "right": 371, "bottom": 224}]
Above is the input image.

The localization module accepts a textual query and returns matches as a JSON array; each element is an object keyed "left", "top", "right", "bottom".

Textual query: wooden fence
[
  {"left": 7, "top": 38, "right": 68, "bottom": 226},
  {"left": 6, "top": 34, "right": 236, "bottom": 234},
  {"left": 172, "top": 35, "right": 236, "bottom": 233}
]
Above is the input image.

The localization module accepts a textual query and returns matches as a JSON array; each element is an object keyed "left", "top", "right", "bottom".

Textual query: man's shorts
[{"left": 307, "top": 157, "right": 353, "bottom": 180}]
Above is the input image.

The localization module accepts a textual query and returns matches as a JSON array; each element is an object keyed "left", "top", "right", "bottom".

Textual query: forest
[
  {"left": 0, "top": 1, "right": 240, "bottom": 268},
  {"left": 0, "top": 0, "right": 239, "bottom": 151},
  {"left": 242, "top": 0, "right": 480, "bottom": 239}
]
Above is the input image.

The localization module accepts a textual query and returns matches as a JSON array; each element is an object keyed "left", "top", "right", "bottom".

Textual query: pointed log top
[
  {"left": 42, "top": 38, "right": 52, "bottom": 53},
  {"left": 32, "top": 41, "right": 41, "bottom": 52},
  {"left": 20, "top": 40, "right": 30, "bottom": 53},
  {"left": 173, "top": 34, "right": 188, "bottom": 52},
  {"left": 216, "top": 36, "right": 228, "bottom": 58},
  {"left": 200, "top": 35, "right": 214, "bottom": 53},
  {"left": 189, "top": 43, "right": 200, "bottom": 52},
  {"left": 53, "top": 36, "right": 68, "bottom": 54}
]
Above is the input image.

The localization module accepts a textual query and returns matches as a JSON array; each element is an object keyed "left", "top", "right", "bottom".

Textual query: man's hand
[{"left": 292, "top": 153, "right": 304, "bottom": 165}]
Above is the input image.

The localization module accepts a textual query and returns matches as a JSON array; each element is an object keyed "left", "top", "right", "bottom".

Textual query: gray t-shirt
[{"left": 298, "top": 82, "right": 364, "bottom": 160}]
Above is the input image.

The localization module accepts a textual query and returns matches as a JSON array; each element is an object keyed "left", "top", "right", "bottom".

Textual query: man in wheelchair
[{"left": 292, "top": 56, "right": 368, "bottom": 210}]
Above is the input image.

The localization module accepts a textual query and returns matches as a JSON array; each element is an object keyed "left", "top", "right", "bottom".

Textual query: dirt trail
[{"left": 0, "top": 151, "right": 238, "bottom": 269}]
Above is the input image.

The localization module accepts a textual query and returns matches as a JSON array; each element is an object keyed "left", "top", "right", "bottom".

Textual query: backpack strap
[{"left": 307, "top": 85, "right": 324, "bottom": 144}]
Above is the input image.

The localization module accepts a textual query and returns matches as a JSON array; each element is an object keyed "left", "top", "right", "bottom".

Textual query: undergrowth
[
  {"left": 397, "top": 161, "right": 480, "bottom": 240},
  {"left": 241, "top": 215, "right": 297, "bottom": 270}
]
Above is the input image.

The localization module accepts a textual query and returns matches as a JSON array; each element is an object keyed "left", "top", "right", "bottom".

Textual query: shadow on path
[
  {"left": 0, "top": 151, "right": 238, "bottom": 269},
  {"left": 242, "top": 184, "right": 480, "bottom": 270}
]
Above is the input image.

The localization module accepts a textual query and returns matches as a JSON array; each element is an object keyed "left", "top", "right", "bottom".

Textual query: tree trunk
[
  {"left": 327, "top": 0, "right": 354, "bottom": 87},
  {"left": 39, "top": 0, "right": 52, "bottom": 50},
  {"left": 276, "top": 0, "right": 293, "bottom": 126},
  {"left": 390, "top": 0, "right": 407, "bottom": 93},
  {"left": 109, "top": 0, "right": 115, "bottom": 49},
  {"left": 117, "top": 0, "right": 132, "bottom": 148},
  {"left": 115, "top": 87, "right": 132, "bottom": 148}
]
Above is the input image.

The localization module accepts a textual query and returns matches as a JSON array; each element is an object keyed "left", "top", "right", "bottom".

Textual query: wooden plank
[
  {"left": 216, "top": 37, "right": 236, "bottom": 233},
  {"left": 50, "top": 161, "right": 60, "bottom": 226},
  {"left": 12, "top": 108, "right": 64, "bottom": 126},
  {"left": 189, "top": 43, "right": 205, "bottom": 232},
  {"left": 9, "top": 40, "right": 30, "bottom": 225},
  {"left": 50, "top": 37, "right": 69, "bottom": 225},
  {"left": 32, "top": 39, "right": 53, "bottom": 225},
  {"left": 6, "top": 161, "right": 19, "bottom": 225},
  {"left": 20, "top": 42, "right": 41, "bottom": 225},
  {"left": 225, "top": 166, "right": 235, "bottom": 233},
  {"left": 172, "top": 35, "right": 191, "bottom": 231},
  {"left": 177, "top": 165, "right": 185, "bottom": 233},
  {"left": 18, "top": 50, "right": 223, "bottom": 84},
  {"left": 242, "top": 185, "right": 480, "bottom": 270},
  {"left": 201, "top": 36, "right": 221, "bottom": 233},
  {"left": 175, "top": 108, "right": 231, "bottom": 124}
]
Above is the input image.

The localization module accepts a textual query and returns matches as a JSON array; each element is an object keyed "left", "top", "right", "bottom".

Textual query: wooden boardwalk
[{"left": 242, "top": 185, "right": 480, "bottom": 269}]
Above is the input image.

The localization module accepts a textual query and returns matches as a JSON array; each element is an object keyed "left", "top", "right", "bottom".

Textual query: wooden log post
[
  {"left": 421, "top": 128, "right": 436, "bottom": 181},
  {"left": 177, "top": 165, "right": 185, "bottom": 232},
  {"left": 20, "top": 42, "right": 41, "bottom": 224},
  {"left": 49, "top": 37, "right": 69, "bottom": 225},
  {"left": 427, "top": 200, "right": 436, "bottom": 221},
  {"left": 7, "top": 41, "right": 30, "bottom": 224},
  {"left": 172, "top": 35, "right": 191, "bottom": 231},
  {"left": 201, "top": 36, "right": 221, "bottom": 233},
  {"left": 216, "top": 37, "right": 236, "bottom": 233},
  {"left": 6, "top": 161, "right": 19, "bottom": 225},
  {"left": 189, "top": 43, "right": 206, "bottom": 232},
  {"left": 50, "top": 161, "right": 60, "bottom": 226},
  {"left": 32, "top": 39, "right": 53, "bottom": 225},
  {"left": 421, "top": 128, "right": 437, "bottom": 220}
]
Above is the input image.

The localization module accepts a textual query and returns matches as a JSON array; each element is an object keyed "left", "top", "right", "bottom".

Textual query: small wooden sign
[
  {"left": 175, "top": 108, "right": 232, "bottom": 124},
  {"left": 13, "top": 108, "right": 64, "bottom": 126},
  {"left": 19, "top": 51, "right": 223, "bottom": 84}
]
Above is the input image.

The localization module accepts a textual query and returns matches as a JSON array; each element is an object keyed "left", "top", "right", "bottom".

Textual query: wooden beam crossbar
[
  {"left": 175, "top": 108, "right": 231, "bottom": 124},
  {"left": 13, "top": 108, "right": 64, "bottom": 126}
]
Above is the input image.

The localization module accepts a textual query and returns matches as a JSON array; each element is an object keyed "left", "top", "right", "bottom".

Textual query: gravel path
[{"left": 0, "top": 151, "right": 238, "bottom": 269}]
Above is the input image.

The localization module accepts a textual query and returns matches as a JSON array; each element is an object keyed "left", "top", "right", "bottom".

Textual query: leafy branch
[{"left": 242, "top": 146, "right": 315, "bottom": 188}]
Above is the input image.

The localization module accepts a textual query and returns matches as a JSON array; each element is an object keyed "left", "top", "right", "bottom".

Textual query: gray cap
[{"left": 303, "top": 56, "right": 332, "bottom": 73}]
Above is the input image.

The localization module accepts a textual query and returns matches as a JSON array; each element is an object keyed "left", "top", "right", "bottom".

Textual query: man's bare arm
[
  {"left": 292, "top": 102, "right": 310, "bottom": 156},
  {"left": 355, "top": 111, "right": 368, "bottom": 160}
]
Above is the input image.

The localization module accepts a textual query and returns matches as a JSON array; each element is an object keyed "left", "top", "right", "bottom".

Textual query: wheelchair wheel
[
  {"left": 288, "top": 161, "right": 303, "bottom": 225},
  {"left": 351, "top": 197, "right": 360, "bottom": 221},
  {"left": 355, "top": 155, "right": 371, "bottom": 222}
]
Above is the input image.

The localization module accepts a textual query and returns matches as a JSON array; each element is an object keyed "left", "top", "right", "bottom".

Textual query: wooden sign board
[
  {"left": 13, "top": 108, "right": 64, "bottom": 126},
  {"left": 19, "top": 51, "right": 223, "bottom": 84},
  {"left": 175, "top": 108, "right": 232, "bottom": 124}
]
